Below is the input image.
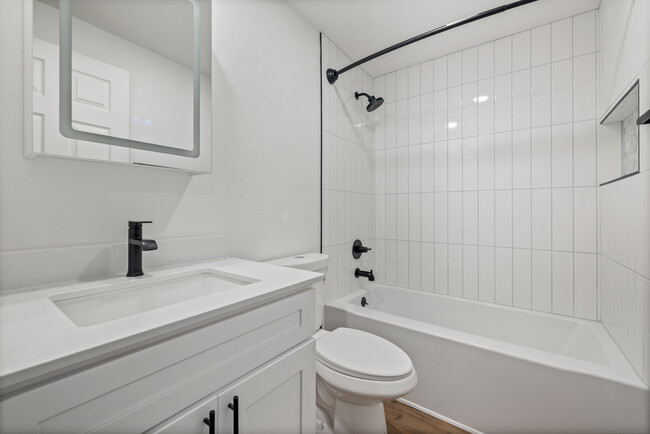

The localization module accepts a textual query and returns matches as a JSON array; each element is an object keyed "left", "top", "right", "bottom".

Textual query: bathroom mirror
[
  {"left": 25, "top": 0, "right": 212, "bottom": 173},
  {"left": 599, "top": 81, "right": 639, "bottom": 185}
]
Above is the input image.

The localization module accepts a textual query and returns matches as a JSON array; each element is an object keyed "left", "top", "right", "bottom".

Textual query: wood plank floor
[{"left": 385, "top": 400, "right": 469, "bottom": 434}]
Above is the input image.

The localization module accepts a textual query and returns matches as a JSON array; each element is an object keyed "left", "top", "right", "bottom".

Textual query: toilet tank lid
[{"left": 266, "top": 253, "right": 329, "bottom": 271}]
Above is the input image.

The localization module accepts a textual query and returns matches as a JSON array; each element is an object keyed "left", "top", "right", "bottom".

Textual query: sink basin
[{"left": 50, "top": 270, "right": 258, "bottom": 327}]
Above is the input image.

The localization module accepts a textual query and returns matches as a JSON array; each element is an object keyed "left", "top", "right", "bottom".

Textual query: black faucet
[
  {"left": 355, "top": 268, "right": 375, "bottom": 281},
  {"left": 127, "top": 221, "right": 158, "bottom": 277}
]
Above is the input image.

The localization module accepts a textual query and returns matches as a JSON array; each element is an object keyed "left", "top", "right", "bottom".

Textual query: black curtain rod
[{"left": 326, "top": 0, "right": 540, "bottom": 84}]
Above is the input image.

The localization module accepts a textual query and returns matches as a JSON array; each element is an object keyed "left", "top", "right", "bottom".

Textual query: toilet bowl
[{"left": 267, "top": 253, "right": 418, "bottom": 434}]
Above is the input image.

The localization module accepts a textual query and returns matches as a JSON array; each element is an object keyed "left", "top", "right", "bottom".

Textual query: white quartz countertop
[{"left": 0, "top": 257, "right": 323, "bottom": 394}]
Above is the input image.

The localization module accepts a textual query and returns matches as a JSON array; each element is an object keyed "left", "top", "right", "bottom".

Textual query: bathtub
[{"left": 324, "top": 285, "right": 649, "bottom": 434}]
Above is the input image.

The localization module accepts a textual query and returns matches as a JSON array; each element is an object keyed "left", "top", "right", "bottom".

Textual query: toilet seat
[{"left": 316, "top": 328, "right": 413, "bottom": 381}]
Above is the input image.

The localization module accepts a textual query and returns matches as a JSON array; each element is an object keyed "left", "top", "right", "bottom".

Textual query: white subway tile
[
  {"left": 531, "top": 65, "right": 551, "bottom": 127},
  {"left": 463, "top": 245, "right": 479, "bottom": 300},
  {"left": 531, "top": 126, "right": 552, "bottom": 188},
  {"left": 552, "top": 59, "right": 573, "bottom": 124},
  {"left": 434, "top": 193, "right": 448, "bottom": 243},
  {"left": 463, "top": 47, "right": 478, "bottom": 83},
  {"left": 433, "top": 141, "right": 448, "bottom": 192},
  {"left": 551, "top": 18, "right": 572, "bottom": 62},
  {"left": 462, "top": 83, "right": 478, "bottom": 137},
  {"left": 479, "top": 191, "right": 495, "bottom": 246},
  {"left": 409, "top": 242, "right": 421, "bottom": 290},
  {"left": 494, "top": 37, "right": 512, "bottom": 76},
  {"left": 421, "top": 193, "right": 434, "bottom": 242},
  {"left": 433, "top": 57, "right": 448, "bottom": 91},
  {"left": 374, "top": 99, "right": 386, "bottom": 150},
  {"left": 478, "top": 42, "right": 494, "bottom": 80},
  {"left": 531, "top": 24, "right": 551, "bottom": 66},
  {"left": 421, "top": 93, "right": 434, "bottom": 143},
  {"left": 552, "top": 188, "right": 573, "bottom": 251},
  {"left": 433, "top": 91, "right": 448, "bottom": 141},
  {"left": 448, "top": 139, "right": 463, "bottom": 191},
  {"left": 478, "top": 79, "right": 495, "bottom": 135},
  {"left": 396, "top": 68, "right": 408, "bottom": 100},
  {"left": 322, "top": 190, "right": 331, "bottom": 247},
  {"left": 421, "top": 242, "right": 435, "bottom": 292},
  {"left": 495, "top": 190, "right": 513, "bottom": 247},
  {"left": 448, "top": 86, "right": 463, "bottom": 139},
  {"left": 397, "top": 193, "right": 409, "bottom": 240},
  {"left": 551, "top": 123, "right": 573, "bottom": 187},
  {"left": 512, "top": 70, "right": 531, "bottom": 130},
  {"left": 435, "top": 243, "right": 448, "bottom": 294},
  {"left": 337, "top": 193, "right": 345, "bottom": 244},
  {"left": 463, "top": 137, "right": 478, "bottom": 190},
  {"left": 396, "top": 99, "right": 409, "bottom": 147},
  {"left": 532, "top": 250, "right": 552, "bottom": 312},
  {"left": 495, "top": 247, "right": 513, "bottom": 305},
  {"left": 573, "top": 53, "right": 596, "bottom": 122},
  {"left": 385, "top": 240, "right": 397, "bottom": 285},
  {"left": 409, "top": 193, "right": 421, "bottom": 241},
  {"left": 448, "top": 192, "right": 463, "bottom": 244},
  {"left": 386, "top": 194, "right": 397, "bottom": 239},
  {"left": 478, "top": 134, "right": 495, "bottom": 190},
  {"left": 396, "top": 147, "right": 410, "bottom": 194},
  {"left": 494, "top": 74, "right": 513, "bottom": 133},
  {"left": 421, "top": 60, "right": 434, "bottom": 95},
  {"left": 513, "top": 249, "right": 532, "bottom": 309},
  {"left": 448, "top": 244, "right": 463, "bottom": 298},
  {"left": 448, "top": 52, "right": 462, "bottom": 87},
  {"left": 385, "top": 102, "right": 397, "bottom": 148},
  {"left": 421, "top": 142, "right": 434, "bottom": 193},
  {"left": 397, "top": 240, "right": 409, "bottom": 287},
  {"left": 574, "top": 187, "right": 597, "bottom": 253},
  {"left": 408, "top": 64, "right": 421, "bottom": 98},
  {"left": 574, "top": 253, "right": 597, "bottom": 320},
  {"left": 385, "top": 72, "right": 396, "bottom": 103},
  {"left": 463, "top": 191, "right": 478, "bottom": 245},
  {"left": 408, "top": 97, "right": 421, "bottom": 146},
  {"left": 408, "top": 145, "right": 421, "bottom": 193},
  {"left": 385, "top": 147, "right": 397, "bottom": 194},
  {"left": 573, "top": 10, "right": 596, "bottom": 56},
  {"left": 375, "top": 194, "right": 386, "bottom": 240},
  {"left": 374, "top": 149, "right": 385, "bottom": 194},
  {"left": 532, "top": 188, "right": 552, "bottom": 250},
  {"left": 374, "top": 239, "right": 386, "bottom": 284},
  {"left": 494, "top": 132, "right": 513, "bottom": 189},
  {"left": 513, "top": 129, "right": 532, "bottom": 189},
  {"left": 479, "top": 246, "right": 495, "bottom": 302},
  {"left": 573, "top": 120, "right": 597, "bottom": 187},
  {"left": 513, "top": 189, "right": 532, "bottom": 249},
  {"left": 512, "top": 31, "right": 531, "bottom": 71},
  {"left": 552, "top": 251, "right": 574, "bottom": 316}
]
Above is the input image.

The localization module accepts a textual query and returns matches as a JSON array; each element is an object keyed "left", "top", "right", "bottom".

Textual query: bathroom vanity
[{"left": 0, "top": 258, "right": 320, "bottom": 433}]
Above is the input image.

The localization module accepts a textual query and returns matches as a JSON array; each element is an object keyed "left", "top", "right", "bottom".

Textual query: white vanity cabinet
[{"left": 0, "top": 288, "right": 316, "bottom": 433}]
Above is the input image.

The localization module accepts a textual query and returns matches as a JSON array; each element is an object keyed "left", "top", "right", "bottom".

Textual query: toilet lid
[{"left": 316, "top": 328, "right": 413, "bottom": 381}]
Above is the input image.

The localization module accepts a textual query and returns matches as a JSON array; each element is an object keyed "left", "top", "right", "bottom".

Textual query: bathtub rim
[{"left": 327, "top": 285, "right": 647, "bottom": 391}]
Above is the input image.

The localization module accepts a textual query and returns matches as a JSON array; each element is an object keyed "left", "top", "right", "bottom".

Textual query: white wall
[
  {"left": 0, "top": 0, "right": 321, "bottom": 291},
  {"left": 371, "top": 11, "right": 600, "bottom": 320},
  {"left": 321, "top": 35, "right": 375, "bottom": 303},
  {"left": 597, "top": 0, "right": 650, "bottom": 385},
  {"left": 215, "top": 0, "right": 320, "bottom": 261}
]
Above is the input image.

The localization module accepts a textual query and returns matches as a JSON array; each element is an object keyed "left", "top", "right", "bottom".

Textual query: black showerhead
[{"left": 355, "top": 92, "right": 384, "bottom": 112}]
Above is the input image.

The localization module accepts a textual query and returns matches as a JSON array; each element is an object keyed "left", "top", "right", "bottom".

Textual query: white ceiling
[{"left": 286, "top": 0, "right": 600, "bottom": 77}]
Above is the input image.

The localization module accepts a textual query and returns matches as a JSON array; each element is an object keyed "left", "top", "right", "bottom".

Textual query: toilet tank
[{"left": 266, "top": 253, "right": 328, "bottom": 332}]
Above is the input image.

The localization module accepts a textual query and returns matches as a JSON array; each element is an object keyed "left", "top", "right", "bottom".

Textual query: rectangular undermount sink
[{"left": 50, "top": 270, "right": 258, "bottom": 327}]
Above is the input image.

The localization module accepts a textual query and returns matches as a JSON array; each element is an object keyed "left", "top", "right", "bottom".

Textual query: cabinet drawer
[{"left": 0, "top": 289, "right": 315, "bottom": 433}]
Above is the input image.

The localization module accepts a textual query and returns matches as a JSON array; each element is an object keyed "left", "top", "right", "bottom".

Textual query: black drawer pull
[
  {"left": 228, "top": 395, "right": 239, "bottom": 434},
  {"left": 202, "top": 409, "right": 215, "bottom": 434}
]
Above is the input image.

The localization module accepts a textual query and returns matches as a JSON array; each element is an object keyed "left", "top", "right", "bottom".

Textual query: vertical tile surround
[
  {"left": 372, "top": 11, "right": 599, "bottom": 321},
  {"left": 321, "top": 36, "right": 375, "bottom": 303}
]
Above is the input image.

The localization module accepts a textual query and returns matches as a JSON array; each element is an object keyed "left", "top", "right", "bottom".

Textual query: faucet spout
[
  {"left": 354, "top": 268, "right": 375, "bottom": 281},
  {"left": 127, "top": 221, "right": 157, "bottom": 277}
]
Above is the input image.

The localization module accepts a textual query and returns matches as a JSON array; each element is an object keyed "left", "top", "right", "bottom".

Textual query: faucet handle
[{"left": 128, "top": 221, "right": 153, "bottom": 229}]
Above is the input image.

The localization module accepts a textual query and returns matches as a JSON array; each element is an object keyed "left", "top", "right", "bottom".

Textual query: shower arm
[{"left": 326, "top": 0, "right": 539, "bottom": 84}]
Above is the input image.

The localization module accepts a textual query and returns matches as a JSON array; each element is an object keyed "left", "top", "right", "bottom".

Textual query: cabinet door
[
  {"left": 147, "top": 394, "right": 216, "bottom": 434},
  {"left": 217, "top": 341, "right": 315, "bottom": 434}
]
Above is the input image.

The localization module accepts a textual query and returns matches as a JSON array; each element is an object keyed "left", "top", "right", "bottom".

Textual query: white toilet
[{"left": 267, "top": 253, "right": 417, "bottom": 434}]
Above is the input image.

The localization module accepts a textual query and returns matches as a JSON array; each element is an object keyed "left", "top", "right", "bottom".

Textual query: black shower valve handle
[{"left": 352, "top": 239, "right": 372, "bottom": 259}]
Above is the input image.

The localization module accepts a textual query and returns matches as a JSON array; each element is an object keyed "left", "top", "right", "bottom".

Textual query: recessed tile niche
[{"left": 600, "top": 81, "right": 640, "bottom": 185}]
